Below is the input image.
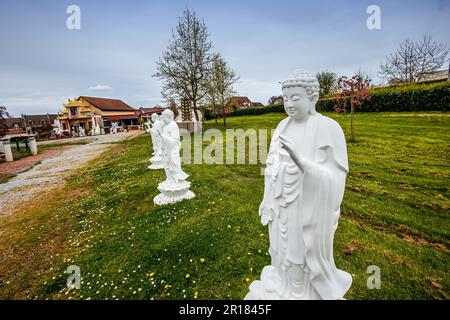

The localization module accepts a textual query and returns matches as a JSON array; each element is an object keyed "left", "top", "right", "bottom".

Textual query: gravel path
[
  {"left": 0, "top": 147, "right": 73, "bottom": 176},
  {"left": 0, "top": 131, "right": 143, "bottom": 217}
]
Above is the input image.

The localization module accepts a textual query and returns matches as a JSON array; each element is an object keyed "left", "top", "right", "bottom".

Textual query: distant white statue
[
  {"left": 111, "top": 121, "right": 118, "bottom": 134},
  {"left": 71, "top": 126, "right": 77, "bottom": 137},
  {"left": 245, "top": 69, "right": 351, "bottom": 300},
  {"left": 154, "top": 109, "right": 195, "bottom": 205},
  {"left": 90, "top": 116, "right": 102, "bottom": 135},
  {"left": 52, "top": 120, "right": 63, "bottom": 136},
  {"left": 91, "top": 125, "right": 100, "bottom": 135},
  {"left": 79, "top": 126, "right": 86, "bottom": 137},
  {"left": 146, "top": 114, "right": 164, "bottom": 170},
  {"left": 53, "top": 127, "right": 63, "bottom": 136}
]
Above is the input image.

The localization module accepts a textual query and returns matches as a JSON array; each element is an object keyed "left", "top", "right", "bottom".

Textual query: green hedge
[
  {"left": 225, "top": 105, "right": 285, "bottom": 118},
  {"left": 225, "top": 81, "right": 450, "bottom": 117}
]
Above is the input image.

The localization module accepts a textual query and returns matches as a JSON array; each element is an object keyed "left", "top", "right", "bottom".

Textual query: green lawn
[{"left": 0, "top": 112, "right": 448, "bottom": 300}]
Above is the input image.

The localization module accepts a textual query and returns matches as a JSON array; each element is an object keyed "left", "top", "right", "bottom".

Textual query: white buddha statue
[
  {"left": 79, "top": 126, "right": 85, "bottom": 137},
  {"left": 110, "top": 121, "right": 118, "bottom": 134},
  {"left": 245, "top": 69, "right": 351, "bottom": 300},
  {"left": 153, "top": 109, "right": 195, "bottom": 205},
  {"left": 160, "top": 109, "right": 188, "bottom": 185},
  {"left": 147, "top": 113, "right": 164, "bottom": 169}
]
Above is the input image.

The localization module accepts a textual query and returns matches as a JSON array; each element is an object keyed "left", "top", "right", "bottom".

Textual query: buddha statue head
[
  {"left": 161, "top": 109, "right": 174, "bottom": 125},
  {"left": 281, "top": 69, "right": 320, "bottom": 121}
]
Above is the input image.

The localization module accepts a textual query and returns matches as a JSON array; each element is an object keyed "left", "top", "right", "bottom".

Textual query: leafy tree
[
  {"left": 268, "top": 96, "right": 282, "bottom": 105},
  {"left": 154, "top": 9, "right": 218, "bottom": 121},
  {"left": 379, "top": 35, "right": 449, "bottom": 83},
  {"left": 204, "top": 55, "right": 239, "bottom": 127},
  {"left": 316, "top": 70, "right": 337, "bottom": 97}
]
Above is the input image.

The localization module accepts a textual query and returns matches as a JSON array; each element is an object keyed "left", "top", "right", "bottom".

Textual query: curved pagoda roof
[{"left": 64, "top": 100, "right": 92, "bottom": 108}]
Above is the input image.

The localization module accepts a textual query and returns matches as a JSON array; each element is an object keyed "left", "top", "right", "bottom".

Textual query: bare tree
[
  {"left": 205, "top": 55, "right": 239, "bottom": 127},
  {"left": 153, "top": 9, "right": 218, "bottom": 121},
  {"left": 316, "top": 70, "right": 337, "bottom": 97},
  {"left": 379, "top": 35, "right": 449, "bottom": 83},
  {"left": 268, "top": 96, "right": 281, "bottom": 105}
]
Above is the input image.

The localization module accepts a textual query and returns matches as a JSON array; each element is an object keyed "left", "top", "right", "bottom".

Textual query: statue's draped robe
[
  {"left": 161, "top": 121, "right": 189, "bottom": 183},
  {"left": 247, "top": 113, "right": 352, "bottom": 300}
]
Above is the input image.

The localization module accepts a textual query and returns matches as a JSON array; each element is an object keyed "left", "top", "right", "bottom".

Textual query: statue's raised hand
[{"left": 279, "top": 135, "right": 305, "bottom": 173}]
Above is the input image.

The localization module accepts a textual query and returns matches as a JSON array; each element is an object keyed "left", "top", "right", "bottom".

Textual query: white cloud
[{"left": 87, "top": 85, "right": 113, "bottom": 92}]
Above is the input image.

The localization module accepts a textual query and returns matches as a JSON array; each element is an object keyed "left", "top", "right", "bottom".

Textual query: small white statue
[
  {"left": 146, "top": 114, "right": 164, "bottom": 170},
  {"left": 52, "top": 124, "right": 63, "bottom": 136},
  {"left": 154, "top": 109, "right": 195, "bottom": 205},
  {"left": 245, "top": 69, "right": 351, "bottom": 300},
  {"left": 90, "top": 116, "right": 102, "bottom": 135},
  {"left": 79, "top": 126, "right": 86, "bottom": 137},
  {"left": 52, "top": 120, "right": 63, "bottom": 135},
  {"left": 111, "top": 121, "right": 118, "bottom": 134}
]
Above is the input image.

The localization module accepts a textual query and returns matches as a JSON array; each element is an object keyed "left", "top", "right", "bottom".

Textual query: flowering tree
[{"left": 334, "top": 75, "right": 371, "bottom": 141}]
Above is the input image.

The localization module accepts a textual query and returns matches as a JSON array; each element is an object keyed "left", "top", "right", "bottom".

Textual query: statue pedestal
[
  {"left": 148, "top": 156, "right": 164, "bottom": 170},
  {"left": 154, "top": 180, "right": 195, "bottom": 206},
  {"left": 177, "top": 121, "right": 202, "bottom": 134}
]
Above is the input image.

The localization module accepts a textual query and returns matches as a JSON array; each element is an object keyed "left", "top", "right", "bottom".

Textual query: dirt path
[
  {"left": 0, "top": 131, "right": 143, "bottom": 217},
  {"left": 0, "top": 146, "right": 74, "bottom": 176}
]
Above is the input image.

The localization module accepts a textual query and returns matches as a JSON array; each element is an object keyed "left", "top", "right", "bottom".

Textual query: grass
[{"left": 0, "top": 112, "right": 448, "bottom": 300}]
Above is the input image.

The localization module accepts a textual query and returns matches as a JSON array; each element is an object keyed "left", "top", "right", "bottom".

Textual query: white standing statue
[
  {"left": 111, "top": 121, "right": 118, "bottom": 134},
  {"left": 94, "top": 125, "right": 101, "bottom": 135},
  {"left": 154, "top": 109, "right": 195, "bottom": 206},
  {"left": 245, "top": 69, "right": 351, "bottom": 300},
  {"left": 79, "top": 126, "right": 86, "bottom": 137},
  {"left": 146, "top": 114, "right": 164, "bottom": 170}
]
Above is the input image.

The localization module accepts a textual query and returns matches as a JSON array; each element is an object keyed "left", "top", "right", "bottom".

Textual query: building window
[{"left": 70, "top": 108, "right": 78, "bottom": 117}]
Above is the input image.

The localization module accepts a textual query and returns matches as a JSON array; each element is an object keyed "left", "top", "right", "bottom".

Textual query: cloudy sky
[{"left": 0, "top": 0, "right": 449, "bottom": 116}]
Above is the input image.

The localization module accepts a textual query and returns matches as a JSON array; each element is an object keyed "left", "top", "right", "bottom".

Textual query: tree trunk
[
  {"left": 192, "top": 100, "right": 200, "bottom": 122},
  {"left": 222, "top": 106, "right": 227, "bottom": 127}
]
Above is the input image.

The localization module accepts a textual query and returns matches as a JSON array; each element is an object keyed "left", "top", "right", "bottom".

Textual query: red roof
[
  {"left": 228, "top": 96, "right": 253, "bottom": 109},
  {"left": 139, "top": 107, "right": 166, "bottom": 115},
  {"left": 103, "top": 114, "right": 140, "bottom": 121},
  {"left": 80, "top": 96, "right": 136, "bottom": 112}
]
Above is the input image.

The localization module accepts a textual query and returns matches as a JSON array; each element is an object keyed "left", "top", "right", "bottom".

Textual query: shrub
[{"left": 225, "top": 105, "right": 285, "bottom": 118}]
